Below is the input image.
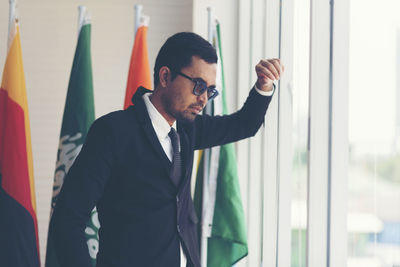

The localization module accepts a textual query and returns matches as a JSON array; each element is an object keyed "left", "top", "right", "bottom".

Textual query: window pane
[
  {"left": 348, "top": 1, "right": 400, "bottom": 266},
  {"left": 291, "top": 0, "right": 310, "bottom": 266}
]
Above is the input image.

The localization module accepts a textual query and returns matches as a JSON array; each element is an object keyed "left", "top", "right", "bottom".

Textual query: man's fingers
[
  {"left": 258, "top": 59, "right": 281, "bottom": 80},
  {"left": 270, "top": 59, "right": 282, "bottom": 76},
  {"left": 265, "top": 69, "right": 276, "bottom": 81},
  {"left": 256, "top": 64, "right": 276, "bottom": 81},
  {"left": 268, "top": 63, "right": 280, "bottom": 80},
  {"left": 274, "top": 58, "right": 285, "bottom": 73}
]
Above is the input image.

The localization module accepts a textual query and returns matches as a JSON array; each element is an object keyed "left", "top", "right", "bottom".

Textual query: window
[
  {"left": 347, "top": 1, "right": 400, "bottom": 266},
  {"left": 291, "top": 0, "right": 311, "bottom": 266}
]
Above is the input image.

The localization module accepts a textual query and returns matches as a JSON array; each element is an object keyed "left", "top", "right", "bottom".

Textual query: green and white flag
[
  {"left": 194, "top": 22, "right": 248, "bottom": 267},
  {"left": 45, "top": 6, "right": 98, "bottom": 267}
]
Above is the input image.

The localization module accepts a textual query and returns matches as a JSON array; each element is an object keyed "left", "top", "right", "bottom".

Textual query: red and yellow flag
[
  {"left": 0, "top": 14, "right": 40, "bottom": 267},
  {"left": 123, "top": 20, "right": 152, "bottom": 109}
]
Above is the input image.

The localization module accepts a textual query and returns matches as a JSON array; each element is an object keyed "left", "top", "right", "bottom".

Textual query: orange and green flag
[
  {"left": 0, "top": 3, "right": 40, "bottom": 267},
  {"left": 124, "top": 16, "right": 152, "bottom": 109}
]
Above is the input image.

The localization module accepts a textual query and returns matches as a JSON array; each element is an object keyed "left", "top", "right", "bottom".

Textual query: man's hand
[{"left": 255, "top": 58, "right": 284, "bottom": 92}]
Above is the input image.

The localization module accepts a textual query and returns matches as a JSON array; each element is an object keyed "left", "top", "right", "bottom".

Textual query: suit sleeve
[
  {"left": 193, "top": 87, "right": 273, "bottom": 150},
  {"left": 50, "top": 117, "right": 116, "bottom": 267}
]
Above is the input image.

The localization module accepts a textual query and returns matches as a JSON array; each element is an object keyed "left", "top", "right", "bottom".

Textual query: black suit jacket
[{"left": 51, "top": 86, "right": 273, "bottom": 267}]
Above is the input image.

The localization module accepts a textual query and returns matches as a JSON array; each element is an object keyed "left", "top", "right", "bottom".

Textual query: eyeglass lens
[{"left": 194, "top": 81, "right": 216, "bottom": 99}]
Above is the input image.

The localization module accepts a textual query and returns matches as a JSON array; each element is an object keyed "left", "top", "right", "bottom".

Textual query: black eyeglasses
[{"left": 172, "top": 69, "right": 219, "bottom": 101}]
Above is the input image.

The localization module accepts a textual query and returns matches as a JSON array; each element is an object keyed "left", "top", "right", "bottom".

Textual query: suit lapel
[
  {"left": 131, "top": 87, "right": 194, "bottom": 190},
  {"left": 131, "top": 87, "right": 172, "bottom": 177}
]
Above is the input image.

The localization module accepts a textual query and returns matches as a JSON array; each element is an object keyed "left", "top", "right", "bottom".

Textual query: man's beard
[
  {"left": 162, "top": 94, "right": 200, "bottom": 123},
  {"left": 177, "top": 110, "right": 197, "bottom": 123},
  {"left": 172, "top": 106, "right": 198, "bottom": 123}
]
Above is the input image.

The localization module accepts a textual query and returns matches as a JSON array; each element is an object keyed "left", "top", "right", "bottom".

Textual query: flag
[
  {"left": 45, "top": 6, "right": 98, "bottom": 267},
  {"left": 194, "top": 22, "right": 248, "bottom": 267},
  {"left": 123, "top": 15, "right": 152, "bottom": 109},
  {"left": 0, "top": 3, "right": 40, "bottom": 266}
]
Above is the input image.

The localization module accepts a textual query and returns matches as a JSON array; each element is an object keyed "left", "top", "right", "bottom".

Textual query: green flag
[
  {"left": 194, "top": 22, "right": 248, "bottom": 267},
  {"left": 45, "top": 8, "right": 98, "bottom": 267}
]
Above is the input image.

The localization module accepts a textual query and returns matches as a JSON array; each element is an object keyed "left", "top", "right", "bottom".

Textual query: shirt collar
[{"left": 142, "top": 93, "right": 177, "bottom": 140}]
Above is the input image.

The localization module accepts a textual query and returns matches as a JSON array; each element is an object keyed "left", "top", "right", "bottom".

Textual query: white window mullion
[
  {"left": 235, "top": 1, "right": 252, "bottom": 266},
  {"left": 307, "top": 0, "right": 331, "bottom": 266},
  {"left": 247, "top": 0, "right": 266, "bottom": 265},
  {"left": 236, "top": 0, "right": 252, "bottom": 226},
  {"left": 262, "top": 0, "right": 281, "bottom": 266},
  {"left": 276, "top": 0, "right": 295, "bottom": 266},
  {"left": 329, "top": 0, "right": 349, "bottom": 265}
]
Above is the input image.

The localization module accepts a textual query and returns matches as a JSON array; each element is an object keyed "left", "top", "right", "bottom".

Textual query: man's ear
[{"left": 158, "top": 66, "right": 170, "bottom": 88}]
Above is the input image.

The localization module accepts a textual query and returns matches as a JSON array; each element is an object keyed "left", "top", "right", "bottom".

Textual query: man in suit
[{"left": 51, "top": 32, "right": 283, "bottom": 267}]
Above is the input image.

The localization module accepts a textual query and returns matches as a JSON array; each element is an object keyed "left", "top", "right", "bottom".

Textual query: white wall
[{"left": 0, "top": 0, "right": 193, "bottom": 264}]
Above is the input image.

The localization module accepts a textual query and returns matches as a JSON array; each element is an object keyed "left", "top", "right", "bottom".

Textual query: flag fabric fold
[
  {"left": 0, "top": 6, "right": 40, "bottom": 267},
  {"left": 124, "top": 16, "right": 152, "bottom": 109},
  {"left": 45, "top": 7, "right": 97, "bottom": 267},
  {"left": 194, "top": 22, "right": 248, "bottom": 267}
]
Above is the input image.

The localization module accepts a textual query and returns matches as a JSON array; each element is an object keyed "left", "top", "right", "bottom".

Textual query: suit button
[{"left": 177, "top": 224, "right": 180, "bottom": 232}]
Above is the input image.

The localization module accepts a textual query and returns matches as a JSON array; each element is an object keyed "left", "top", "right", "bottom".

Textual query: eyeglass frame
[{"left": 169, "top": 68, "right": 219, "bottom": 101}]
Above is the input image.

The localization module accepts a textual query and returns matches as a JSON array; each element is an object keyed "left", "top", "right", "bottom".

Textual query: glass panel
[
  {"left": 291, "top": 0, "right": 310, "bottom": 266},
  {"left": 348, "top": 1, "right": 400, "bottom": 266}
]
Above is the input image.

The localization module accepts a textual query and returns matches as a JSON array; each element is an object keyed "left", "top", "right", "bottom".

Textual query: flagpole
[
  {"left": 8, "top": 0, "right": 16, "bottom": 31},
  {"left": 134, "top": 5, "right": 143, "bottom": 35},
  {"left": 7, "top": 0, "right": 16, "bottom": 52},
  {"left": 207, "top": 7, "right": 214, "bottom": 44},
  {"left": 200, "top": 7, "right": 215, "bottom": 267},
  {"left": 78, "top": 6, "right": 86, "bottom": 36}
]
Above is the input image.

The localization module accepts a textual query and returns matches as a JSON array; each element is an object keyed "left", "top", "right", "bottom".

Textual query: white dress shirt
[
  {"left": 142, "top": 93, "right": 187, "bottom": 267},
  {"left": 254, "top": 83, "right": 275, "bottom": 96}
]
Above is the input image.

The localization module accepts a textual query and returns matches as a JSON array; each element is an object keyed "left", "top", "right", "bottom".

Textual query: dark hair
[{"left": 153, "top": 32, "right": 218, "bottom": 88}]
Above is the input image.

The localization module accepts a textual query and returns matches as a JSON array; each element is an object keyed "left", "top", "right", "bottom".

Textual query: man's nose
[{"left": 198, "top": 91, "right": 208, "bottom": 106}]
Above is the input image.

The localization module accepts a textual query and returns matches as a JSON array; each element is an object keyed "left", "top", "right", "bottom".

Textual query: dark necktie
[{"left": 168, "top": 128, "right": 182, "bottom": 187}]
